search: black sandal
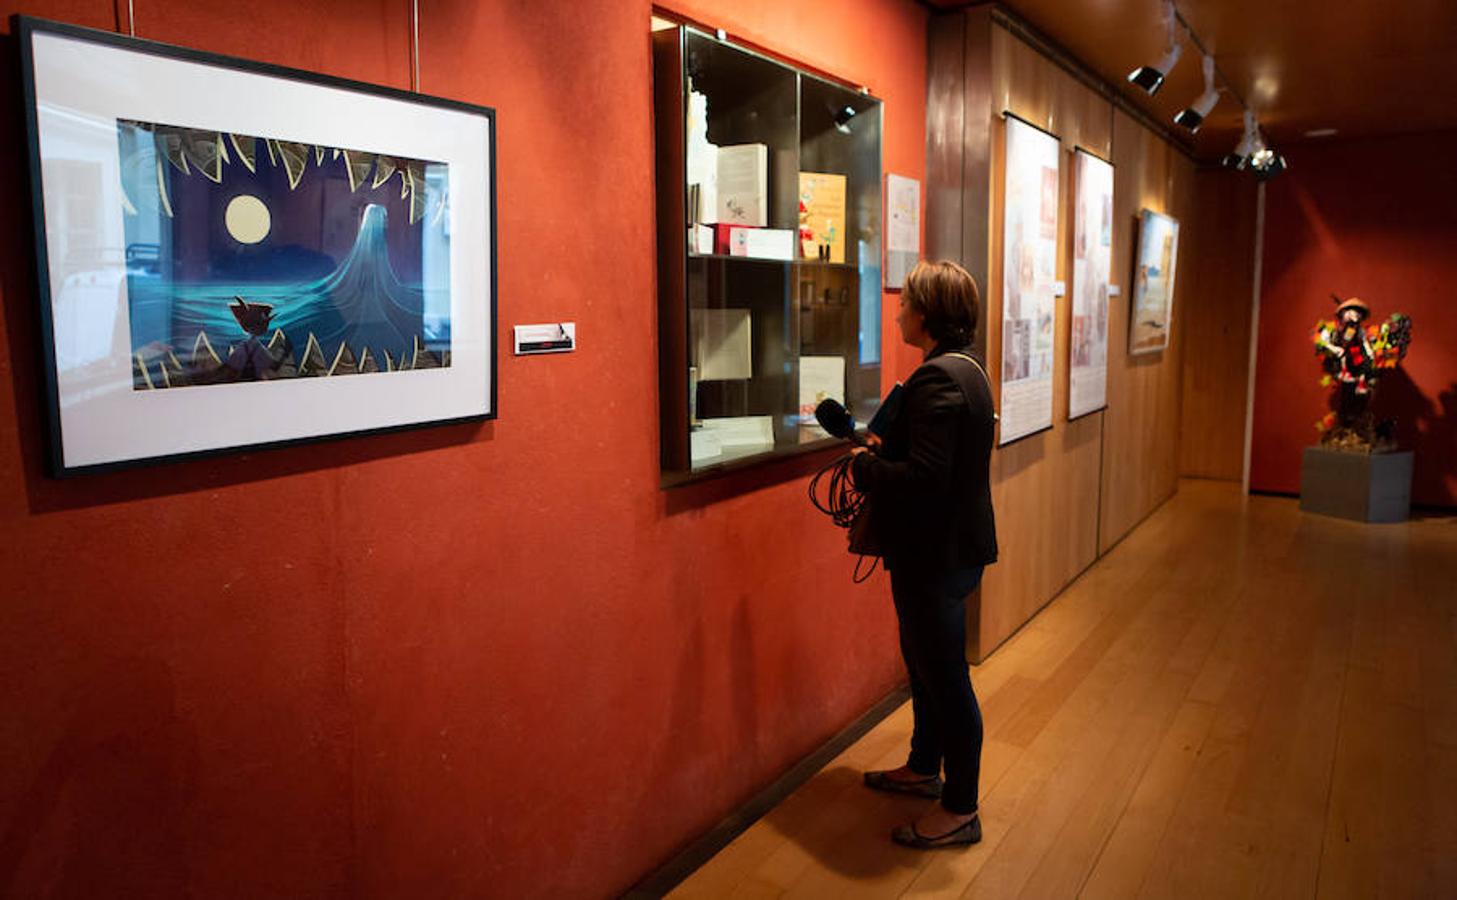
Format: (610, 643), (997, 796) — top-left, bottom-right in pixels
(891, 814), (981, 849)
(862, 769), (943, 799)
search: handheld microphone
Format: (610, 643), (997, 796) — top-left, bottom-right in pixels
(809, 398), (878, 583)
(815, 398), (864, 446)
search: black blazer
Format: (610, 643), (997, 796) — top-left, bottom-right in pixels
(851, 343), (998, 572)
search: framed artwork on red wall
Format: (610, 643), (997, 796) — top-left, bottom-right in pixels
(17, 16), (497, 476)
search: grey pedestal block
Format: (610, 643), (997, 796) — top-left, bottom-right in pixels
(1299, 446), (1414, 523)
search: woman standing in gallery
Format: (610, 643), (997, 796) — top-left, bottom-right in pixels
(851, 259), (998, 849)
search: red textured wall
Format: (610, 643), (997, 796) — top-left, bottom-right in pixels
(1250, 132), (1457, 508)
(0, 1), (927, 896)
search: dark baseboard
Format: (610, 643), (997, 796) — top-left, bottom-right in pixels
(1251, 486), (1456, 515)
(621, 685), (911, 899)
(1249, 488), (1298, 499)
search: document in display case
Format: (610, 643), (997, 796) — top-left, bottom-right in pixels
(798, 172), (847, 263)
(693, 308), (753, 381)
(716, 144), (769, 227)
(798, 355), (846, 426)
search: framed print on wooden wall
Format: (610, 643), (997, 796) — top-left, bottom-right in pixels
(1129, 208), (1179, 356)
(1068, 148), (1113, 419)
(998, 113), (1060, 445)
(18, 16), (497, 475)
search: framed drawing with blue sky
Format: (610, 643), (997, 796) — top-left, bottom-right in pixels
(18, 16), (496, 475)
(1130, 209), (1179, 356)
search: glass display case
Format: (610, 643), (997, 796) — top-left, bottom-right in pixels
(652, 25), (883, 481)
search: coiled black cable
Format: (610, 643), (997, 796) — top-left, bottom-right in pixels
(808, 452), (879, 582)
(808, 452), (863, 526)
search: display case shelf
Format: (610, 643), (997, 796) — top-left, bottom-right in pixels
(686, 254), (861, 271)
(653, 25), (883, 481)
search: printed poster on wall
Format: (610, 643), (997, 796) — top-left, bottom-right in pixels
(885, 173), (920, 289)
(1069, 149), (1113, 419)
(999, 115), (1060, 445)
(1130, 209), (1180, 355)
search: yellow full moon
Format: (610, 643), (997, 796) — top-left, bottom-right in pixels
(225, 194), (271, 244)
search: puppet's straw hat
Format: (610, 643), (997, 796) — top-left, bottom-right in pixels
(1335, 296), (1370, 318)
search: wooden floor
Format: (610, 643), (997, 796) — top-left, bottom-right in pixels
(671, 480), (1457, 898)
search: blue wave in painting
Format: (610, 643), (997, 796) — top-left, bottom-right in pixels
(129, 204), (444, 359)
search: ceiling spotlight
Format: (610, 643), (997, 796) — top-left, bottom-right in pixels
(1174, 54), (1220, 131)
(832, 104), (858, 135)
(1127, 44), (1182, 94)
(1254, 154), (1288, 180)
(1127, 0), (1183, 95)
(1222, 110), (1286, 179)
(1250, 147), (1288, 180)
(1223, 109), (1263, 170)
(1253, 154), (1287, 178)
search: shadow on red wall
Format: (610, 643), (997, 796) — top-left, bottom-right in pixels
(1250, 131), (1457, 508)
(0, 658), (199, 897)
(1380, 368), (1457, 480)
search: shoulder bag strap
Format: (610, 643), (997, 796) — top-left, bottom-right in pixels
(931, 351), (999, 422)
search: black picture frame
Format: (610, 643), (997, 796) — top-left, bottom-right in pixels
(16, 15), (498, 477)
(996, 109), (1062, 448)
(1129, 207), (1180, 357)
(1066, 145), (1114, 423)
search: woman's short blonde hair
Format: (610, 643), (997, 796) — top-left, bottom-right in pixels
(904, 260), (980, 346)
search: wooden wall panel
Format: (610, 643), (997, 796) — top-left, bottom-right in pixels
(1179, 170), (1259, 482)
(1098, 109), (1195, 554)
(925, 6), (993, 355)
(926, 12), (969, 267)
(928, 13), (1249, 660)
(976, 25), (1110, 658)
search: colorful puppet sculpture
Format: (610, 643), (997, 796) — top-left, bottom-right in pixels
(1312, 295), (1412, 451)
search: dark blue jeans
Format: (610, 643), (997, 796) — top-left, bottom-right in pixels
(890, 564), (984, 815)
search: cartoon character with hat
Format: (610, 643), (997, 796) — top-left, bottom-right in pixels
(223, 296), (283, 381)
(1312, 294), (1412, 447)
(1319, 296), (1375, 395)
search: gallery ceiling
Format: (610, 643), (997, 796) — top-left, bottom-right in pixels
(925, 0), (1457, 159)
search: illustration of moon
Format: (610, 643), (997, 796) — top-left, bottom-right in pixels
(225, 194), (271, 244)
